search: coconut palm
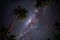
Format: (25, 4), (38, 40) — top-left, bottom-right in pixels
(34, 0), (56, 8)
(3, 5), (27, 39)
(8, 5), (27, 33)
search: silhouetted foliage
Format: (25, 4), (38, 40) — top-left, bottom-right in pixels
(54, 22), (60, 31)
(6, 35), (16, 40)
(53, 22), (60, 40)
(13, 5), (27, 20)
(0, 26), (16, 40)
(47, 22), (60, 40)
(0, 26), (8, 40)
(53, 34), (60, 40)
(47, 38), (50, 40)
(34, 0), (57, 8)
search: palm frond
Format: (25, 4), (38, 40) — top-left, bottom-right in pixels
(34, 0), (50, 8)
(13, 5), (27, 20)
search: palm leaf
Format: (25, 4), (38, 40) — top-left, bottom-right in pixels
(34, 0), (50, 8)
(13, 6), (27, 20)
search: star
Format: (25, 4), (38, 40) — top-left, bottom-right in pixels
(35, 9), (38, 13)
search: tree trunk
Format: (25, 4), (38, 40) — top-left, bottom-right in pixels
(3, 14), (19, 40)
(8, 15), (19, 33)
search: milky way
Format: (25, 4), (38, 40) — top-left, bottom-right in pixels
(19, 9), (39, 40)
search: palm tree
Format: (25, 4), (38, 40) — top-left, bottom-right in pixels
(34, 0), (56, 8)
(3, 5), (27, 39)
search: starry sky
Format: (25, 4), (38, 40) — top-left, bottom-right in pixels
(0, 0), (60, 40)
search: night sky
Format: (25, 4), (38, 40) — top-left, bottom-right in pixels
(0, 0), (60, 40)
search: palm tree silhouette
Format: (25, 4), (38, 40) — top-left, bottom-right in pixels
(3, 5), (28, 39)
(34, 0), (56, 8)
(8, 5), (27, 33)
